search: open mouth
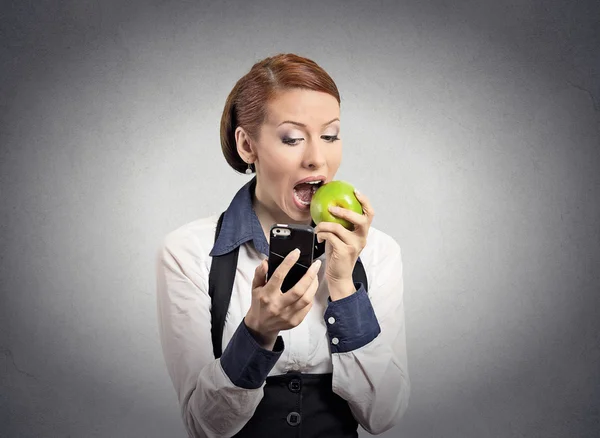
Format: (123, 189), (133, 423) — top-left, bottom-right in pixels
(293, 179), (324, 207)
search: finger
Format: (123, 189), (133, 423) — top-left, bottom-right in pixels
(267, 248), (301, 291)
(316, 230), (348, 254)
(316, 222), (354, 246)
(252, 259), (268, 289)
(280, 259), (321, 306)
(327, 205), (368, 230)
(290, 273), (319, 313)
(353, 188), (375, 218)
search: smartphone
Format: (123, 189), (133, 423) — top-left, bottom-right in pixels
(267, 223), (315, 293)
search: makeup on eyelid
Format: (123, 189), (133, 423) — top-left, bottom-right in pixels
(279, 129), (340, 141)
(281, 135), (340, 146)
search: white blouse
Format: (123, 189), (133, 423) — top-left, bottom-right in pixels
(156, 214), (410, 437)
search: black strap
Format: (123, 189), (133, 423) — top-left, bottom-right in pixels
(209, 211), (368, 359)
(352, 256), (368, 292)
(208, 212), (239, 359)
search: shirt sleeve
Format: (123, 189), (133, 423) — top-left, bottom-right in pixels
(220, 319), (284, 389)
(323, 285), (381, 353)
(327, 239), (411, 435)
(155, 234), (281, 438)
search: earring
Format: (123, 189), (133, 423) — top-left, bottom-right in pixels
(245, 162), (253, 174)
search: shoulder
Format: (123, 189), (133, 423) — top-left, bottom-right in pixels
(159, 214), (220, 266)
(361, 224), (403, 269)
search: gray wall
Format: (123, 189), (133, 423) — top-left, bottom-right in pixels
(2, 1), (599, 437)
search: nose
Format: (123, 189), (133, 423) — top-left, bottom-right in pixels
(302, 139), (326, 170)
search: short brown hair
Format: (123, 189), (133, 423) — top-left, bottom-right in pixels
(220, 53), (341, 174)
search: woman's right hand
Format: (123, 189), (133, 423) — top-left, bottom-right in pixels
(244, 249), (322, 350)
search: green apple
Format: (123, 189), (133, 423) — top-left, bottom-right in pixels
(310, 180), (363, 230)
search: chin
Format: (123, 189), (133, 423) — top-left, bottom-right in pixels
(288, 210), (309, 222)
(285, 204), (311, 223)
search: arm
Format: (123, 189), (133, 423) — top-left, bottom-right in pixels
(325, 241), (410, 435)
(156, 235), (282, 438)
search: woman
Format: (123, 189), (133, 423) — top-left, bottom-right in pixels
(156, 53), (410, 437)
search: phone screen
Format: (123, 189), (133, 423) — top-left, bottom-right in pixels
(267, 224), (315, 292)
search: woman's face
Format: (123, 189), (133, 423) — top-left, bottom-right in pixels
(252, 88), (342, 224)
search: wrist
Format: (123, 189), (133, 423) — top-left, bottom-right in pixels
(243, 316), (278, 350)
(327, 278), (356, 301)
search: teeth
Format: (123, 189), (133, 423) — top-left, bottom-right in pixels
(305, 180), (322, 185)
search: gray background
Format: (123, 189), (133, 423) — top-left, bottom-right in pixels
(2, 0), (599, 437)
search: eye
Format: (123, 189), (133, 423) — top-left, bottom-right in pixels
(321, 135), (340, 143)
(282, 137), (303, 146)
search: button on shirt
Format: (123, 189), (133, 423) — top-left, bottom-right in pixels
(155, 177), (410, 438)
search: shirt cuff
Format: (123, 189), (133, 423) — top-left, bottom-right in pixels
(324, 283), (381, 354)
(219, 319), (284, 389)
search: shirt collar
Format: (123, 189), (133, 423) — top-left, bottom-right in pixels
(209, 177), (268, 257)
(209, 176), (325, 258)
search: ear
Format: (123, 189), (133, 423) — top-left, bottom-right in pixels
(235, 127), (255, 164)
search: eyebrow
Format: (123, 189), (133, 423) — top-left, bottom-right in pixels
(278, 118), (340, 128)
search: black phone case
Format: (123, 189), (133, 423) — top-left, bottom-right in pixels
(267, 224), (315, 293)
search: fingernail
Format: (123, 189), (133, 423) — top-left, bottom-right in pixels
(311, 260), (322, 271)
(328, 206), (339, 213)
(293, 248), (301, 254)
(354, 188), (360, 195)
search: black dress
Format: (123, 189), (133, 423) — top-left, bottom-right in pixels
(233, 371), (358, 438)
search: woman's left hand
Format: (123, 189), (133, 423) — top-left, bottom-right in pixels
(314, 189), (375, 300)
